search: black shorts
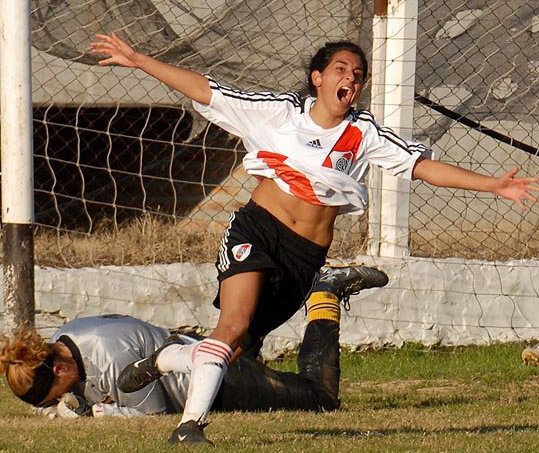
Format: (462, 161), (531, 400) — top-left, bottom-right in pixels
(214, 200), (328, 348)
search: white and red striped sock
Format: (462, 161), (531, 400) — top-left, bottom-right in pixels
(155, 341), (200, 374)
(179, 338), (233, 424)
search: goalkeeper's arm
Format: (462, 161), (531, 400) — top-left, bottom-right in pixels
(91, 402), (146, 417)
(35, 393), (148, 418)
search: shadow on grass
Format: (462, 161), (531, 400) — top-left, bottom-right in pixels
(297, 423), (539, 438)
(357, 392), (537, 411)
(367, 394), (480, 410)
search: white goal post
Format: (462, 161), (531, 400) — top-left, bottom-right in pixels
(368, 0), (418, 258)
(0, 0), (35, 332)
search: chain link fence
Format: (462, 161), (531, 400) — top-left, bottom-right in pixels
(7, 0), (539, 266)
(411, 0), (539, 259)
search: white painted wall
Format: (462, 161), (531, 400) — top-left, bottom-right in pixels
(1, 256), (538, 359)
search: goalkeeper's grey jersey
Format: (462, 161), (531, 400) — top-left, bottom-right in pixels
(51, 315), (194, 414)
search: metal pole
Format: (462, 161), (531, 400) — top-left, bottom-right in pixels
(1, 0), (35, 332)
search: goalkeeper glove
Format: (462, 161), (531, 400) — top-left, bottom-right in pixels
(56, 393), (93, 418)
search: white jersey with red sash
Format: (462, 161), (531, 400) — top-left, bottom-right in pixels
(193, 77), (432, 214)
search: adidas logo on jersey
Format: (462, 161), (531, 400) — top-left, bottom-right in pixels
(306, 138), (322, 149)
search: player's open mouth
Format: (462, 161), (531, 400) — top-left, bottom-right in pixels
(337, 86), (354, 105)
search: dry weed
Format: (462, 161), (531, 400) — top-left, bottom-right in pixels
(1, 211), (536, 268)
(31, 215), (224, 267)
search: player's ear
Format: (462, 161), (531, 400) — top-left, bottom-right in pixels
(311, 70), (322, 89)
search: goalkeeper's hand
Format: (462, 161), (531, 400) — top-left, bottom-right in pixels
(56, 393), (93, 418)
(32, 404), (59, 419)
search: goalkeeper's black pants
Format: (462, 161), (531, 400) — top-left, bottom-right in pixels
(212, 319), (340, 412)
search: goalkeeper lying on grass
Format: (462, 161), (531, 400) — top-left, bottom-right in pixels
(0, 264), (387, 418)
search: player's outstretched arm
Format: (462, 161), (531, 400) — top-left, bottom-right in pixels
(90, 32), (212, 105)
(413, 158), (539, 211)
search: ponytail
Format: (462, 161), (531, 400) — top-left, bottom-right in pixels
(0, 329), (55, 405)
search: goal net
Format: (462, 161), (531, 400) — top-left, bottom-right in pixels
(2, 0), (538, 349)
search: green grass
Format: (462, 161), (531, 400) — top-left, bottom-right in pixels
(2, 342), (539, 452)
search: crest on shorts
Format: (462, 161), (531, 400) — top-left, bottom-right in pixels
(232, 243), (252, 261)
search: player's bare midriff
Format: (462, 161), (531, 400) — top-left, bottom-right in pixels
(251, 178), (339, 247)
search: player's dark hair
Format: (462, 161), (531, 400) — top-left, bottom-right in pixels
(307, 41), (368, 97)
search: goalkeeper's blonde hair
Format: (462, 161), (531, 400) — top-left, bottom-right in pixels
(0, 328), (52, 397)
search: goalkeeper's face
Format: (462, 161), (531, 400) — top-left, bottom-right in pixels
(37, 360), (80, 408)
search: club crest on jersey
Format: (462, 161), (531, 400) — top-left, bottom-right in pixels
(326, 150), (353, 173)
(232, 243), (252, 261)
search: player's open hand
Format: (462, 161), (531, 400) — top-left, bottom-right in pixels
(493, 168), (539, 211)
(90, 32), (138, 68)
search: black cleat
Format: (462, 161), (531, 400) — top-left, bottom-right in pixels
(117, 339), (184, 393)
(316, 264), (389, 308)
(117, 354), (162, 394)
(168, 420), (213, 446)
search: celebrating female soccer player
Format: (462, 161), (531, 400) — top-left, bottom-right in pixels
(90, 32), (538, 445)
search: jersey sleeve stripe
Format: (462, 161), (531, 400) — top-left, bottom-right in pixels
(354, 110), (416, 155)
(206, 76), (302, 107)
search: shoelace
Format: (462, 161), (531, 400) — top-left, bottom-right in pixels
(341, 293), (352, 312)
(302, 270), (364, 313)
(340, 289), (361, 312)
(339, 280), (364, 312)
